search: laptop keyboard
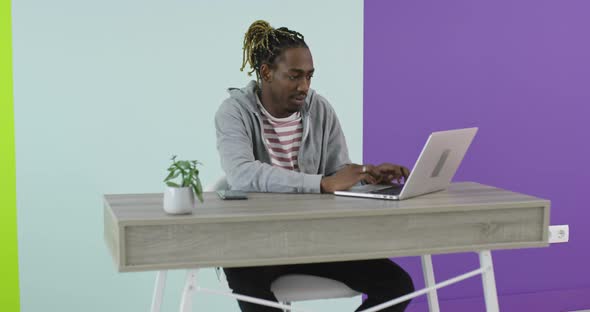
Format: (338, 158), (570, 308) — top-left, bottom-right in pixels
(370, 185), (404, 195)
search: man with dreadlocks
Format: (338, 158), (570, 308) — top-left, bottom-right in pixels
(215, 20), (414, 311)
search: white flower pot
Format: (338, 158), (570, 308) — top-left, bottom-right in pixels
(163, 186), (195, 214)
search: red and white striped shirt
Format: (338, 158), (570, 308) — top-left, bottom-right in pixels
(257, 96), (303, 171)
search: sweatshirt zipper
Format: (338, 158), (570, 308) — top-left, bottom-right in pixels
(297, 113), (310, 171)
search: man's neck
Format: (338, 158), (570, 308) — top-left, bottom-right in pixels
(258, 86), (290, 118)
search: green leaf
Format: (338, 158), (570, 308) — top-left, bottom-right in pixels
(166, 181), (180, 187)
(163, 170), (180, 182)
(193, 184), (204, 203)
(191, 174), (200, 183)
(178, 161), (190, 170)
(173, 164), (187, 183)
(183, 171), (192, 187)
(196, 178), (203, 194)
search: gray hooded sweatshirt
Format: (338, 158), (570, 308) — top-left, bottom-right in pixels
(215, 81), (351, 193)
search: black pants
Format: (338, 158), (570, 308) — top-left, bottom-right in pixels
(224, 259), (414, 312)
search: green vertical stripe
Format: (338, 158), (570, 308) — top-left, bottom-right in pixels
(0, 0), (20, 311)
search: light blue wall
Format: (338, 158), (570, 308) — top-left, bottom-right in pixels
(13, 0), (363, 311)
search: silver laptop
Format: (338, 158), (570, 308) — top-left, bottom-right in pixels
(334, 127), (478, 200)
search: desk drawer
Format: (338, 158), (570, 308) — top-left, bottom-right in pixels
(116, 206), (546, 271)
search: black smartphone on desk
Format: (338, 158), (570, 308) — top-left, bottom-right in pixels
(217, 190), (248, 200)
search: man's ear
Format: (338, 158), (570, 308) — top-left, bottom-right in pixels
(259, 63), (273, 82)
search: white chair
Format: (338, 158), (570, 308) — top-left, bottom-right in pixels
(199, 176), (361, 310)
(271, 274), (360, 308)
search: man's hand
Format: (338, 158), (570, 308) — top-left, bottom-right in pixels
(320, 164), (380, 193)
(374, 163), (410, 184)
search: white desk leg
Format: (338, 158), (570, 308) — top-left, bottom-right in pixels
(180, 269), (199, 312)
(421, 254), (440, 312)
(479, 250), (499, 312)
(151, 270), (167, 312)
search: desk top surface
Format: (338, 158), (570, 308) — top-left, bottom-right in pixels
(104, 182), (548, 225)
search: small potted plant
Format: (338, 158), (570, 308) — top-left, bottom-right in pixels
(162, 155), (204, 214)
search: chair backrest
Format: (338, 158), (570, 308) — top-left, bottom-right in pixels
(204, 176), (228, 192)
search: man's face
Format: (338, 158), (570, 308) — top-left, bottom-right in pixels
(264, 47), (314, 117)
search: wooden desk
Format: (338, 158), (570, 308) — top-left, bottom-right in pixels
(104, 182), (550, 311)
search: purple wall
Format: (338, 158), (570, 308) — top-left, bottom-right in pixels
(364, 1), (590, 311)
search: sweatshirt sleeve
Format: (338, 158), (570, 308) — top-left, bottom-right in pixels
(215, 100), (323, 193)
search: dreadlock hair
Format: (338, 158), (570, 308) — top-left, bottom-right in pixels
(240, 20), (308, 84)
